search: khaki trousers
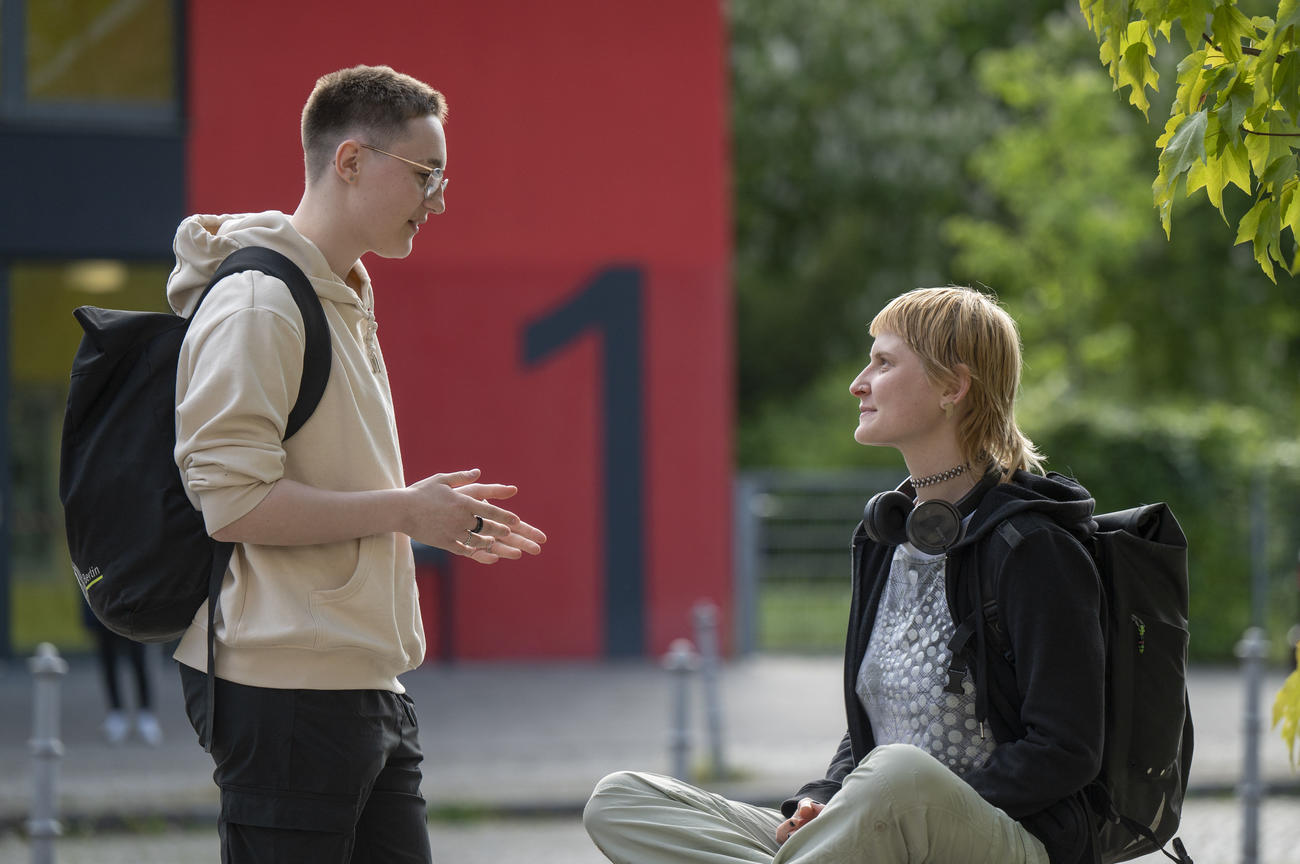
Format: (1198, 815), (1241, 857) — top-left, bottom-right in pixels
(584, 743), (1050, 864)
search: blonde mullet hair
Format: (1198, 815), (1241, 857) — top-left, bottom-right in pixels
(868, 286), (1045, 478)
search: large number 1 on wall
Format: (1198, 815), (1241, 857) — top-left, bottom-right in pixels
(522, 267), (645, 657)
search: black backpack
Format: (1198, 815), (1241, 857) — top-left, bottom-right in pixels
(59, 246), (331, 748)
(957, 503), (1194, 864)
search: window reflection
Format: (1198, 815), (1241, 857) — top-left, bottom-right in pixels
(7, 259), (171, 651)
(26, 0), (174, 106)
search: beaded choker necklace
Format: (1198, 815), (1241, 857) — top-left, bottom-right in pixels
(909, 463), (967, 488)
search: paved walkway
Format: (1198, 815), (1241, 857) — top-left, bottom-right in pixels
(0, 651), (1297, 863)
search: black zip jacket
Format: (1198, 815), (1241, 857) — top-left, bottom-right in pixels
(784, 471), (1105, 864)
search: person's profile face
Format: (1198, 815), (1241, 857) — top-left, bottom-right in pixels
(849, 331), (945, 450)
(357, 114), (448, 260)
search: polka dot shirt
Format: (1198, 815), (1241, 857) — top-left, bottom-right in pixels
(856, 542), (995, 775)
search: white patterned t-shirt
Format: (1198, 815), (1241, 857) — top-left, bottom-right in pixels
(856, 542), (995, 775)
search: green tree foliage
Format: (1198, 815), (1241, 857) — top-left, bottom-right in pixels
(729, 0), (1300, 661)
(730, 0), (1062, 450)
(945, 14), (1156, 399)
(1079, 0), (1300, 280)
(943, 7), (1300, 661)
(945, 9), (1300, 412)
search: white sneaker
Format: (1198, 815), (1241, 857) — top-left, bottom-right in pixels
(135, 711), (163, 747)
(101, 710), (129, 745)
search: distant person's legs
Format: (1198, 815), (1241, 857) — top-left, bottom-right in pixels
(122, 638), (163, 745)
(92, 626), (129, 744)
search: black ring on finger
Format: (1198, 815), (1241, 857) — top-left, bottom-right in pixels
(469, 515), (484, 534)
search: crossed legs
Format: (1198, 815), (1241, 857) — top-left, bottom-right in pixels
(584, 744), (1049, 864)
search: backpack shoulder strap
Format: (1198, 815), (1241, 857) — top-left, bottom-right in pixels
(980, 519), (1023, 659)
(199, 246), (332, 440)
(191, 247), (331, 751)
(976, 519), (1029, 735)
(945, 515), (1030, 736)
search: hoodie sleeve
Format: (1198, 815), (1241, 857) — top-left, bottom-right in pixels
(174, 271), (307, 533)
(782, 730), (854, 816)
(961, 522), (1105, 816)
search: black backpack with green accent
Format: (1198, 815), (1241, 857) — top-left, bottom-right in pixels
(59, 246), (331, 749)
(955, 503), (1194, 864)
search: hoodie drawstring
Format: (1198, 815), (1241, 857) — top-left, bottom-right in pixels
(362, 307), (381, 374)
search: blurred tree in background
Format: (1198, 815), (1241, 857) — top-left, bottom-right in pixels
(730, 0), (1300, 660)
(731, 0), (1061, 460)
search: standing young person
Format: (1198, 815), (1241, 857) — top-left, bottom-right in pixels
(169, 64), (547, 863)
(584, 286), (1104, 864)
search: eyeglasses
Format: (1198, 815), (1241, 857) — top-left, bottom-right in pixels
(358, 143), (448, 199)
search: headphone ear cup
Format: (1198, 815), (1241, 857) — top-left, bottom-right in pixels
(864, 490), (913, 546)
(906, 499), (964, 555)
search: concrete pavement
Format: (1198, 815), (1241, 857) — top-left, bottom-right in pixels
(4, 799), (1300, 864)
(1, 650), (1297, 863)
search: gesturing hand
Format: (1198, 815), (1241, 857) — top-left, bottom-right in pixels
(405, 469), (547, 564)
(776, 798), (824, 845)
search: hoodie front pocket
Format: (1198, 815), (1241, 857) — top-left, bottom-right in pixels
(308, 535), (398, 654)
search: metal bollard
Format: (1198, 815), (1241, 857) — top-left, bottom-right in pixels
(692, 601), (728, 779)
(28, 642), (68, 864)
(663, 638), (699, 781)
(1235, 626), (1267, 864)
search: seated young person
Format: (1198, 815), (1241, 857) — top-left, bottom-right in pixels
(583, 286), (1104, 864)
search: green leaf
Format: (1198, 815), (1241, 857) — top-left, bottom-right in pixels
(1275, 51), (1300, 122)
(1278, 0), (1300, 33)
(1234, 195), (1267, 245)
(1214, 74), (1255, 146)
(1212, 4), (1256, 64)
(1188, 131), (1252, 220)
(1153, 169), (1183, 239)
(1157, 110), (1188, 150)
(1254, 29), (1287, 106)
(1087, 0), (1128, 86)
(1177, 0), (1219, 51)
(1159, 109), (1209, 181)
(1273, 649), (1300, 769)
(1187, 61), (1232, 119)
(1177, 47), (1208, 78)
(1281, 184), (1300, 266)
(1119, 23), (1161, 116)
(1245, 115), (1297, 180)
(1236, 195), (1282, 282)
(1176, 48), (1209, 115)
(1224, 139), (1254, 194)
(1188, 112), (1225, 193)
(1284, 179), (1300, 235)
(1260, 152), (1299, 188)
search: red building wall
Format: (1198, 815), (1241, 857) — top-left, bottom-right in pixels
(186, 1), (732, 659)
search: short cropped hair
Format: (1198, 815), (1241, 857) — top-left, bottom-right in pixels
(869, 286), (1045, 477)
(301, 64), (448, 182)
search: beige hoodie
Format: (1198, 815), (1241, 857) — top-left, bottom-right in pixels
(169, 211), (425, 691)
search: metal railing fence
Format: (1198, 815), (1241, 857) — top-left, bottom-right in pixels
(733, 468), (897, 654)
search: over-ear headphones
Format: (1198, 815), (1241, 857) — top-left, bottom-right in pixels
(863, 468), (1000, 555)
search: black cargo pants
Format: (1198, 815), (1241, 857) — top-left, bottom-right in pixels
(181, 665), (433, 864)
